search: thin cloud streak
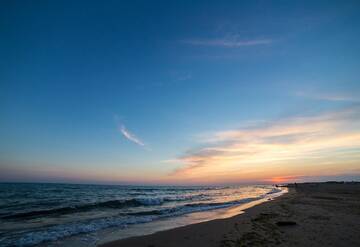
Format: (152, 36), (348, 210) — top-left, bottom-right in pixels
(183, 37), (272, 48)
(296, 91), (360, 102)
(119, 124), (145, 147)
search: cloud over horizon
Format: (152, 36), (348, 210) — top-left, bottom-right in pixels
(170, 106), (360, 182)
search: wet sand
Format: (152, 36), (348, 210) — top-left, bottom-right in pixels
(100, 183), (360, 247)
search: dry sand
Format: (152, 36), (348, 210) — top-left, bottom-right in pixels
(100, 183), (360, 247)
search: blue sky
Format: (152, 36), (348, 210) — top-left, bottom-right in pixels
(1, 0), (360, 184)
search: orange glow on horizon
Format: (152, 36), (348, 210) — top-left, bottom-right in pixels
(268, 176), (302, 184)
(165, 107), (360, 184)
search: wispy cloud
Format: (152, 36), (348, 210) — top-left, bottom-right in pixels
(136, 71), (192, 91)
(119, 124), (145, 147)
(296, 91), (360, 102)
(170, 106), (360, 182)
(183, 36), (272, 48)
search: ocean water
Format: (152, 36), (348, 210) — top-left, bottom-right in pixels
(0, 183), (285, 246)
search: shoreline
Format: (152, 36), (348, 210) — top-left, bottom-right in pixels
(100, 183), (360, 247)
(99, 188), (291, 247)
(95, 188), (286, 246)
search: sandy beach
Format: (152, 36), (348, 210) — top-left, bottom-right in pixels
(101, 183), (360, 247)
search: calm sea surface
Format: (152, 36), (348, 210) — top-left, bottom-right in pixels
(0, 183), (285, 246)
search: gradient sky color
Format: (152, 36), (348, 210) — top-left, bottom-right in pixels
(1, 0), (360, 185)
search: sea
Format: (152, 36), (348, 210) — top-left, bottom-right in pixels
(0, 183), (286, 246)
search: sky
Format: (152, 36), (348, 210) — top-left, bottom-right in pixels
(1, 0), (360, 185)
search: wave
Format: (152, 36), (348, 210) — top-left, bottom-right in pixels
(0, 199), (252, 246)
(2, 198), (160, 220)
(128, 197), (260, 217)
(2, 194), (208, 220)
(265, 188), (282, 195)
